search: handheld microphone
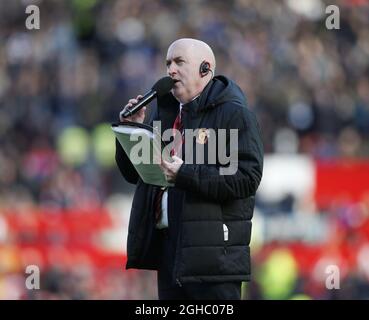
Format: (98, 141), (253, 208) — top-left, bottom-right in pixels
(121, 76), (175, 118)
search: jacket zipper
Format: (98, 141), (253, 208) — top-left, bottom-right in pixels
(174, 229), (183, 287)
(173, 195), (185, 288)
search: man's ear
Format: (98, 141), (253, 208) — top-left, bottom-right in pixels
(199, 61), (211, 77)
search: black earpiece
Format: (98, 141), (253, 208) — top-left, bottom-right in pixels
(199, 61), (211, 77)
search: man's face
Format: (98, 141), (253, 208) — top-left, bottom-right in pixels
(166, 43), (201, 104)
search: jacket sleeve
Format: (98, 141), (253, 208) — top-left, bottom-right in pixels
(115, 138), (139, 185)
(174, 107), (263, 202)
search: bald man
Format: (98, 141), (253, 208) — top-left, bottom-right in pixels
(166, 38), (216, 104)
(120, 38), (216, 120)
(116, 38), (263, 300)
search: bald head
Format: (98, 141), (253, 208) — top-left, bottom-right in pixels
(168, 38), (216, 72)
(166, 38), (216, 104)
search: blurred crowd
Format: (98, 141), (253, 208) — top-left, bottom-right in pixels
(1, 0), (369, 299)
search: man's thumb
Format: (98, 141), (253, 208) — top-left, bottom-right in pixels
(172, 155), (181, 162)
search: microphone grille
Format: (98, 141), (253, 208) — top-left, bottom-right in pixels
(152, 76), (175, 97)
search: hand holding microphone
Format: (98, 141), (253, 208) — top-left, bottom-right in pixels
(119, 76), (175, 123)
(120, 95), (146, 123)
